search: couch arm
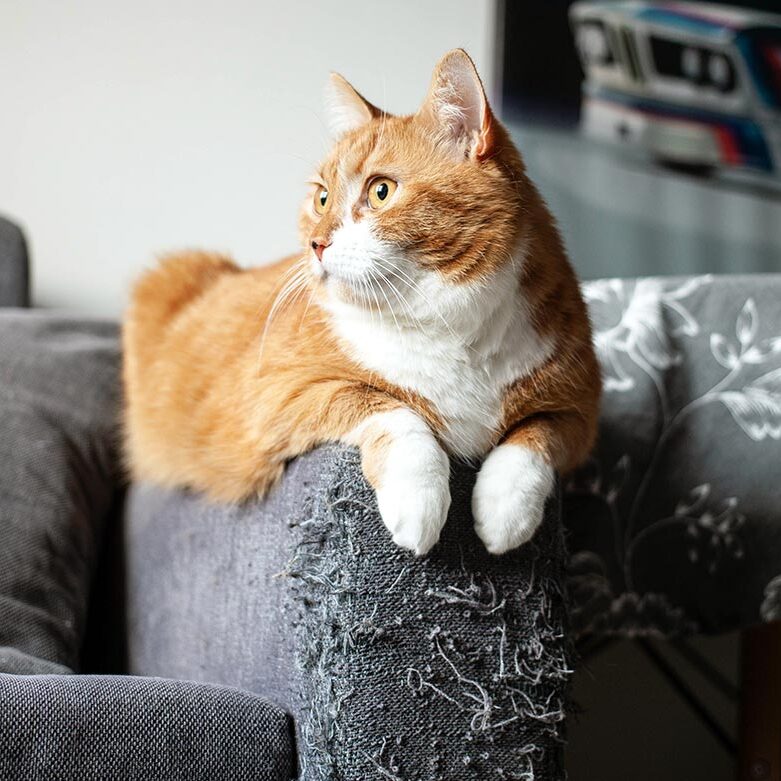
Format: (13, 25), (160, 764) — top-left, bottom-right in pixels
(126, 445), (571, 781)
(0, 215), (30, 307)
(0, 674), (294, 781)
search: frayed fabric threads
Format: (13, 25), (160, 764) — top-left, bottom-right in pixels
(285, 447), (572, 781)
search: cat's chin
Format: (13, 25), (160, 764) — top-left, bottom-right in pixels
(321, 272), (374, 310)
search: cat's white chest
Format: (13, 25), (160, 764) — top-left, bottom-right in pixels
(373, 331), (518, 457)
(326, 283), (553, 459)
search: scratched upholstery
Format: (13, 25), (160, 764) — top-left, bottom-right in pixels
(126, 450), (570, 781)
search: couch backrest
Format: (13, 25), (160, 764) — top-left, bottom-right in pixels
(0, 215), (30, 307)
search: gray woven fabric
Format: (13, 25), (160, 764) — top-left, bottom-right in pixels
(126, 446), (570, 781)
(0, 647), (72, 676)
(0, 215), (30, 307)
(0, 311), (120, 673)
(0, 673), (295, 781)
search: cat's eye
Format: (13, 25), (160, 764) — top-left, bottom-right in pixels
(313, 186), (328, 215)
(367, 177), (398, 210)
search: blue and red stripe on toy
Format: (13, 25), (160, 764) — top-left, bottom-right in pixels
(635, 6), (739, 36)
(735, 31), (781, 111)
(628, 8), (781, 111)
(590, 87), (774, 172)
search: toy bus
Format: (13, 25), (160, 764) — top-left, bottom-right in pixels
(569, 1), (781, 180)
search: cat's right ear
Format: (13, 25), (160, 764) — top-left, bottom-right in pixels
(419, 49), (496, 162)
(323, 73), (382, 138)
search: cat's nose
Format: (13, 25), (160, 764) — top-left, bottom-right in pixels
(310, 239), (331, 262)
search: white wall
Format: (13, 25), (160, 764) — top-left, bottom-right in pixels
(0, 1), (497, 315)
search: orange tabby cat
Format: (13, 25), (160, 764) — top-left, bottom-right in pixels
(123, 49), (601, 556)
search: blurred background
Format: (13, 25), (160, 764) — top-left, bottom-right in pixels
(3, 1), (780, 318)
(502, 1), (781, 283)
(4, 1), (779, 778)
(0, 1), (497, 314)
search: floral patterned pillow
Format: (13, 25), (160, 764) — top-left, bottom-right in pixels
(565, 275), (781, 638)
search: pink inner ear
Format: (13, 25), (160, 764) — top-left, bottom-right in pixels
(443, 63), (484, 134)
(431, 51), (495, 160)
(324, 73), (384, 138)
(475, 107), (496, 161)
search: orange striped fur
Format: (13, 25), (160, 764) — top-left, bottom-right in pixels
(123, 50), (601, 555)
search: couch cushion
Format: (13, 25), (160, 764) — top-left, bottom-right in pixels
(0, 674), (295, 781)
(0, 311), (120, 672)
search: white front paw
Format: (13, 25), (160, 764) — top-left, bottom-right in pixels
(376, 434), (450, 555)
(349, 408), (451, 555)
(472, 444), (555, 555)
(376, 469), (450, 556)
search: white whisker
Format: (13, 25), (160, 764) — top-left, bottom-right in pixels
(258, 259), (310, 368)
(368, 267), (402, 339)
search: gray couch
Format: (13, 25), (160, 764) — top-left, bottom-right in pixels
(0, 214), (569, 780)
(3, 213), (780, 779)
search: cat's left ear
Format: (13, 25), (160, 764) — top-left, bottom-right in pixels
(419, 49), (496, 162)
(324, 73), (383, 138)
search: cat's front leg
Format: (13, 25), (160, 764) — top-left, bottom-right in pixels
(346, 408), (451, 555)
(472, 444), (555, 555)
(472, 417), (573, 555)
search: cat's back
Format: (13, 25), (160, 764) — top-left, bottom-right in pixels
(122, 251), (301, 486)
(123, 251), (303, 370)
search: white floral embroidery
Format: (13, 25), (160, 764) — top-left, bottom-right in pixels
(584, 276), (711, 411)
(567, 278), (781, 636)
(719, 368), (781, 441)
(676, 484), (746, 573)
(761, 575), (781, 622)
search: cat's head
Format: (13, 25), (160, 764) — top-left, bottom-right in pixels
(299, 49), (528, 324)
